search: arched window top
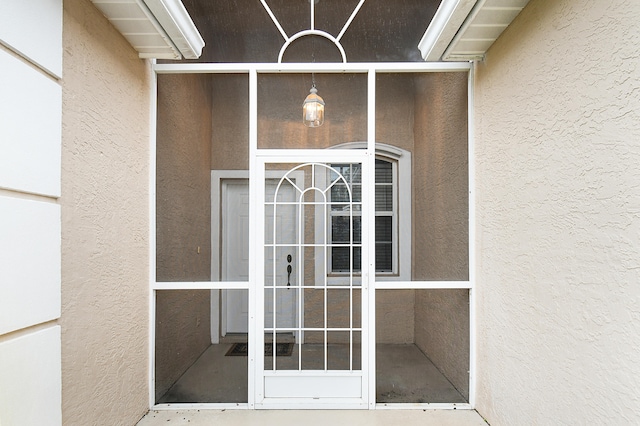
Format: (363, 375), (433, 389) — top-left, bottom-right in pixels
(330, 141), (407, 160)
(323, 141), (412, 281)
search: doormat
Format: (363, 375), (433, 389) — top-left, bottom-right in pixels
(225, 342), (294, 357)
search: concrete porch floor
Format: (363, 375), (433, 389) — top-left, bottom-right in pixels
(137, 409), (488, 425)
(142, 341), (485, 425)
(156, 343), (468, 404)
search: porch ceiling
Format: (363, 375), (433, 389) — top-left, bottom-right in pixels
(175, 0), (442, 63)
(419, 0), (531, 61)
(91, 0), (529, 63)
(90, 0), (204, 59)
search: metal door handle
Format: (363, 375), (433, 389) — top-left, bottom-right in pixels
(286, 254), (292, 287)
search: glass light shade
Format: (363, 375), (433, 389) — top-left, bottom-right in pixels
(302, 86), (325, 127)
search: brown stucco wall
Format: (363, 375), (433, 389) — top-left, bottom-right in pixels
(474, 0), (640, 423)
(156, 73), (212, 282)
(413, 72), (469, 281)
(373, 74), (418, 344)
(155, 73), (212, 400)
(211, 74), (249, 170)
(415, 289), (469, 400)
(376, 290), (415, 344)
(376, 73), (415, 153)
(155, 290), (211, 400)
(410, 72), (469, 399)
(60, 0), (151, 424)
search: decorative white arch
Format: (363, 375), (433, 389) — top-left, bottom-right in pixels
(259, 0), (367, 63)
(278, 29), (347, 63)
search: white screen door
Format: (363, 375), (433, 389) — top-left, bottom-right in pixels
(254, 158), (372, 408)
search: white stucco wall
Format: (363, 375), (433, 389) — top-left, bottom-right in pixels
(474, 0), (640, 424)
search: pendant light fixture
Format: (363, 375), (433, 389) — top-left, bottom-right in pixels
(302, 73), (324, 127)
(302, 79), (325, 127)
(304, 32), (324, 128)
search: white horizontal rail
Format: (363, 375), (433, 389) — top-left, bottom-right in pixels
(153, 281), (249, 290)
(375, 281), (471, 289)
(376, 402), (473, 410)
(266, 202), (363, 206)
(153, 62), (472, 74)
(264, 327), (363, 332)
(256, 150), (368, 162)
(263, 370), (363, 377)
(153, 281), (470, 290)
(263, 285), (361, 289)
(266, 244), (363, 248)
(151, 401), (471, 411)
(255, 398), (367, 409)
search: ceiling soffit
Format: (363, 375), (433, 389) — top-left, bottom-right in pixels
(90, 0), (530, 63)
(91, 0), (204, 59)
(419, 0), (531, 61)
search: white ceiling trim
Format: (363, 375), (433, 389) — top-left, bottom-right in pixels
(419, 0), (530, 62)
(91, 0), (204, 60)
(418, 0), (478, 62)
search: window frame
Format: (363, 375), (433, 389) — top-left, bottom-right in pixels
(315, 143), (412, 285)
(327, 158), (397, 275)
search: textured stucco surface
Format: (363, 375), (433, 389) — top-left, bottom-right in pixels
(155, 73), (212, 400)
(413, 72), (469, 281)
(414, 290), (469, 400)
(156, 73), (212, 283)
(376, 290), (415, 344)
(155, 290), (211, 401)
(60, 0), (151, 424)
(211, 75), (249, 170)
(411, 72), (470, 400)
(474, 0), (640, 424)
(376, 73), (416, 153)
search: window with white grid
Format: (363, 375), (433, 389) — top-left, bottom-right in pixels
(329, 158), (397, 274)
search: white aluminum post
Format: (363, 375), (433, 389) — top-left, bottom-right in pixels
(148, 59), (158, 410)
(248, 68), (259, 408)
(366, 68), (376, 409)
(467, 62), (477, 409)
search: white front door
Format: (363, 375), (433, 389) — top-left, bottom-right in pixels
(222, 179), (298, 335)
(254, 158), (371, 408)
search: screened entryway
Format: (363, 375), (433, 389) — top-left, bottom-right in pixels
(257, 160), (368, 405)
(152, 0), (473, 410)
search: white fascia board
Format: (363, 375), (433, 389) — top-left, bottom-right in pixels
(142, 0), (204, 59)
(442, 0), (530, 61)
(418, 0), (479, 62)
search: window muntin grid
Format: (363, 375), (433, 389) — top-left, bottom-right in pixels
(330, 158), (395, 273)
